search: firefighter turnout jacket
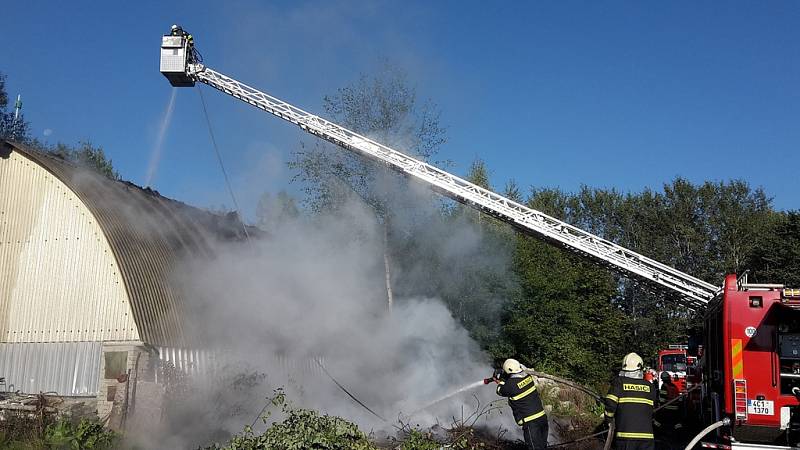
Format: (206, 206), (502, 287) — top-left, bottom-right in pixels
(604, 376), (658, 440)
(658, 380), (680, 411)
(496, 374), (547, 426)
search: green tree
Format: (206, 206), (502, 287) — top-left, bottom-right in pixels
(516, 179), (776, 370)
(50, 141), (119, 179)
(0, 71), (31, 142)
(290, 63), (446, 312)
(255, 190), (301, 232)
(0, 72), (7, 109)
(497, 188), (627, 387)
(747, 211), (800, 286)
(1, 72), (116, 178)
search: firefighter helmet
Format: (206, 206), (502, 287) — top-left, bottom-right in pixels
(502, 358), (523, 374)
(622, 352), (643, 371)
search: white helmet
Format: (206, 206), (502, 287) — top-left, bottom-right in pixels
(622, 353), (644, 371)
(502, 358), (524, 374)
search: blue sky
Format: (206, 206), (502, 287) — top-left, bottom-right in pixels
(2, 1), (798, 217)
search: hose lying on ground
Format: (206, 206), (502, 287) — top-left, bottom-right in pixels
(315, 358), (387, 422)
(547, 429), (609, 448)
(684, 418), (730, 450)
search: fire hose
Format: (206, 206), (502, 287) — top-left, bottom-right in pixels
(247, 358), (387, 429)
(483, 368), (602, 401)
(523, 369), (602, 402)
(315, 358), (387, 422)
(683, 418), (730, 450)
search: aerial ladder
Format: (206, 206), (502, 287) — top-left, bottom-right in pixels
(160, 27), (719, 310)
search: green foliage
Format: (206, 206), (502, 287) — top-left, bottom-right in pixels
(256, 191), (301, 232)
(467, 159), (491, 190)
(0, 71), (31, 142)
(489, 178), (781, 384)
(503, 234), (626, 387)
(47, 141), (119, 179)
(290, 62), (445, 215)
(43, 419), (117, 450)
(0, 416), (48, 446)
(0, 416), (115, 450)
(748, 211), (800, 286)
(398, 429), (440, 450)
(204, 390), (376, 450)
(1, 71), (115, 178)
(0, 72), (8, 109)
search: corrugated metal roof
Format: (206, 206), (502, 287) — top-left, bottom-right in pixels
(2, 141), (251, 348)
(0, 149), (139, 342)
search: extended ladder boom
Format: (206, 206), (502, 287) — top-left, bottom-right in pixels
(160, 31), (719, 309)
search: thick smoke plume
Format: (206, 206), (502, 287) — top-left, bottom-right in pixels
(143, 181), (520, 447)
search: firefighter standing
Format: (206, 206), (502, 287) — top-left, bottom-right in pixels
(494, 358), (548, 450)
(656, 371), (682, 431)
(604, 353), (658, 450)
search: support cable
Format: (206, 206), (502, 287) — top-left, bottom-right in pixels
(196, 86), (250, 240)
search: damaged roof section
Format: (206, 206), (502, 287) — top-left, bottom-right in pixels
(3, 140), (255, 348)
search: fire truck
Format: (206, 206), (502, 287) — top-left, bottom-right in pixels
(159, 27), (799, 448)
(658, 345), (690, 392)
(692, 274), (800, 447)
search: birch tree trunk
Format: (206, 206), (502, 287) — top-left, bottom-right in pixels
(383, 218), (394, 314)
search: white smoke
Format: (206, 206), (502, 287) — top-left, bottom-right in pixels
(143, 191), (520, 448)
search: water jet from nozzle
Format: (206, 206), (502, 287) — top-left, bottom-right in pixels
(145, 87), (177, 187)
(408, 380), (486, 415)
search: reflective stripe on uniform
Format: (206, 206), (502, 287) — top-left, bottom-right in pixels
(604, 411), (615, 418)
(605, 394), (618, 403)
(616, 432), (654, 439)
(516, 410), (546, 425)
(618, 397), (653, 406)
(511, 384), (537, 401)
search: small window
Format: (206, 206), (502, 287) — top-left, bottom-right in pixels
(749, 296), (763, 308)
(104, 351), (127, 379)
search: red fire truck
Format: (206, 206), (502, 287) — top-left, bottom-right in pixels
(658, 345), (690, 392)
(691, 274), (800, 447)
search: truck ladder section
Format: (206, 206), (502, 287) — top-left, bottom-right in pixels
(186, 64), (719, 309)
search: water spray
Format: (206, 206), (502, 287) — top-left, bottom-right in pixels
(145, 87), (177, 187)
(409, 380), (487, 415)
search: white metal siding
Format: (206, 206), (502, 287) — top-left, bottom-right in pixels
(0, 342), (102, 396)
(0, 152), (139, 342)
